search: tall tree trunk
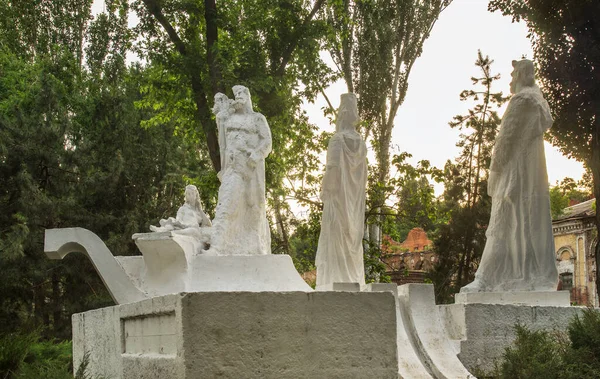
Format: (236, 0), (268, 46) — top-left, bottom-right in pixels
(369, 122), (393, 246)
(273, 196), (289, 254)
(204, 0), (224, 95)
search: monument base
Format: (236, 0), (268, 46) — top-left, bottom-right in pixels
(73, 291), (399, 379)
(315, 282), (361, 291)
(440, 301), (583, 373)
(454, 290), (570, 307)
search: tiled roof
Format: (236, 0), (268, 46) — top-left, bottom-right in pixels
(553, 199), (596, 222)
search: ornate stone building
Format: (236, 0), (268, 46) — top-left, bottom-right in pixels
(381, 228), (437, 285)
(552, 199), (597, 306)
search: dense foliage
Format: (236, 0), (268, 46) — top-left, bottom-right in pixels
(477, 308), (600, 379)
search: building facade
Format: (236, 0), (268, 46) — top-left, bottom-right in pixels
(552, 199), (597, 306)
(381, 228), (437, 285)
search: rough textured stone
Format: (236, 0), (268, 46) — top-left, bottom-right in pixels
(455, 290), (570, 306)
(73, 291), (398, 379)
(440, 302), (584, 373)
(398, 284), (475, 379)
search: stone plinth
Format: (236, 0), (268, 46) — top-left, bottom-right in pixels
(73, 291), (399, 379)
(440, 302), (584, 373)
(315, 282), (361, 292)
(455, 290), (570, 307)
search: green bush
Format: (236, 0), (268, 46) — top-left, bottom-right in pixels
(497, 325), (566, 379)
(0, 331), (39, 378)
(0, 331), (73, 379)
(489, 308), (600, 379)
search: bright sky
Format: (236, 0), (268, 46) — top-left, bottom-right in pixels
(304, 0), (586, 195)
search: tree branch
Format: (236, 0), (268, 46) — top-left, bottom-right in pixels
(274, 0), (326, 77)
(141, 0), (187, 57)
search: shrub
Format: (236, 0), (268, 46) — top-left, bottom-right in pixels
(492, 308), (600, 379)
(0, 331), (74, 379)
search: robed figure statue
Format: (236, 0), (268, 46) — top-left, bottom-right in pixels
(461, 59), (558, 293)
(316, 93), (368, 287)
(210, 86), (272, 255)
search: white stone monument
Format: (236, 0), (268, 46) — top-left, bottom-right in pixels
(150, 184), (212, 233)
(459, 59), (561, 302)
(316, 93), (368, 288)
(45, 86), (309, 298)
(43, 87), (485, 379)
(210, 85), (272, 255)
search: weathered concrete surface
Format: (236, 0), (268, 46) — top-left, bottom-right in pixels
(455, 290), (570, 307)
(73, 291), (398, 379)
(365, 283), (433, 378)
(440, 302), (584, 373)
(398, 284), (475, 379)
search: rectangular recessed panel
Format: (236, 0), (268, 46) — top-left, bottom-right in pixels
(122, 312), (176, 355)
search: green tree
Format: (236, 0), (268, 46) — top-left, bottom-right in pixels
(431, 52), (507, 302)
(550, 177), (593, 219)
(382, 152), (442, 243)
(0, 1), (207, 341)
(488, 0), (600, 307)
(323, 0), (452, 244)
(131, 0), (333, 251)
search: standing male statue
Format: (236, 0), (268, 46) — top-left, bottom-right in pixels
(461, 59), (558, 293)
(210, 85), (272, 255)
(316, 93), (368, 287)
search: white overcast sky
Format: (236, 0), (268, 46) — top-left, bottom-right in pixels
(92, 0), (586, 195)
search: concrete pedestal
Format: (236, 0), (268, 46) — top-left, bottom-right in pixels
(440, 302), (584, 373)
(73, 292), (399, 379)
(455, 290), (570, 307)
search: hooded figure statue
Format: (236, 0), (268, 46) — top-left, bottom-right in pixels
(461, 59), (558, 293)
(316, 93), (368, 287)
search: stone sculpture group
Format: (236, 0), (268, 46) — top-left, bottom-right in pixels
(142, 63), (560, 291)
(147, 85), (272, 256)
(42, 60), (569, 379)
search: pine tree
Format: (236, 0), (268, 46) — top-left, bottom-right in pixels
(431, 51), (507, 302)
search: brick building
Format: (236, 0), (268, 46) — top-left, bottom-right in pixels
(552, 199), (597, 306)
(381, 228), (437, 285)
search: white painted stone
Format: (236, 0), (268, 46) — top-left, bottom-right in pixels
(461, 59), (558, 293)
(363, 283), (434, 378)
(46, 228), (312, 302)
(455, 290), (570, 307)
(149, 185), (212, 235)
(440, 302), (584, 373)
(398, 284), (475, 379)
(210, 85), (272, 256)
(184, 255), (312, 292)
(45, 228), (148, 304)
(362, 282), (399, 296)
(316, 93), (368, 286)
(72, 306), (122, 379)
(316, 282), (361, 292)
(73, 292), (399, 379)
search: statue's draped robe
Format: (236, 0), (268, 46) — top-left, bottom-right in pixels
(316, 130), (367, 286)
(466, 87), (558, 292)
(212, 112), (272, 255)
